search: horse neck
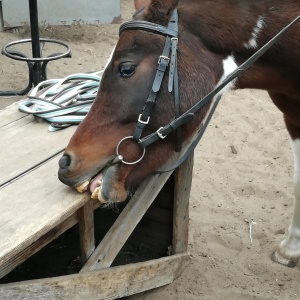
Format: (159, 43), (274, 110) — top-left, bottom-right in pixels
(178, 0), (298, 54)
(178, 0), (300, 91)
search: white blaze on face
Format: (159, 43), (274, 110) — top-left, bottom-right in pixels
(214, 55), (238, 98)
(243, 16), (265, 49)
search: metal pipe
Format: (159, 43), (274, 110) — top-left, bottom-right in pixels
(29, 0), (42, 85)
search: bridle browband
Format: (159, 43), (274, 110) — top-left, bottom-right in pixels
(117, 9), (300, 171)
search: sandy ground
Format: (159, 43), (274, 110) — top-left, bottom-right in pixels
(1, 1), (300, 299)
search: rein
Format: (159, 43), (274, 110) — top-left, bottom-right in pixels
(118, 10), (300, 171)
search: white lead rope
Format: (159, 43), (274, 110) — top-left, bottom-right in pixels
(18, 70), (104, 131)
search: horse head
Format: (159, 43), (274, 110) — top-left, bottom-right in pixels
(58, 0), (230, 203)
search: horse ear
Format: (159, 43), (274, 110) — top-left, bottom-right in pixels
(134, 0), (178, 23)
(134, 0), (151, 10)
(148, 0), (179, 16)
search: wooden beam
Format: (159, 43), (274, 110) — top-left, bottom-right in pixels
(0, 254), (191, 300)
(78, 200), (95, 264)
(173, 152), (194, 254)
(81, 171), (172, 272)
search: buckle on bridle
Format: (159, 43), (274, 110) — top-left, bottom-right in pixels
(157, 127), (167, 139)
(138, 114), (150, 125)
(158, 55), (170, 65)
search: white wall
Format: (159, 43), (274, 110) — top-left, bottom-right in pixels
(2, 0), (121, 29)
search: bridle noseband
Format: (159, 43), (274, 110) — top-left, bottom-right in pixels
(117, 10), (300, 171)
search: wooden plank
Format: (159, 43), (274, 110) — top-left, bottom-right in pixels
(0, 103), (27, 128)
(0, 157), (90, 278)
(0, 103), (77, 184)
(78, 200), (95, 264)
(0, 253), (191, 300)
(0, 212), (78, 279)
(81, 171), (173, 272)
(173, 152), (194, 254)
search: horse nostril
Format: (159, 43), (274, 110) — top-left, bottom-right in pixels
(59, 154), (71, 169)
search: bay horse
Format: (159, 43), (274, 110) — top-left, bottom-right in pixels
(58, 0), (300, 267)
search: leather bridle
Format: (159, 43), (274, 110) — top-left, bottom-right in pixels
(117, 9), (300, 171)
(117, 9), (183, 166)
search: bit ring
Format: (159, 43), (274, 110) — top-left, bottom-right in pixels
(116, 136), (146, 165)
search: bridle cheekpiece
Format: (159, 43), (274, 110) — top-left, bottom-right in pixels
(118, 9), (184, 166)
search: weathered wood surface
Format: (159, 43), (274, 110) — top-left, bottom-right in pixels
(81, 171), (173, 272)
(173, 152), (194, 254)
(0, 103), (87, 278)
(0, 103), (27, 127)
(0, 253), (191, 300)
(0, 103), (76, 185)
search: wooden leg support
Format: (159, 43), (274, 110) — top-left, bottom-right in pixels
(0, 254), (190, 300)
(173, 152), (194, 254)
(78, 199), (95, 264)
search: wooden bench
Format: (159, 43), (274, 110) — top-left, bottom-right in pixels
(0, 103), (192, 299)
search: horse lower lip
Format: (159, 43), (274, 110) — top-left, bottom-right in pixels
(98, 193), (107, 204)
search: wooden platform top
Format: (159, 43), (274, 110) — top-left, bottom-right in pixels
(0, 104), (75, 184)
(0, 103), (89, 278)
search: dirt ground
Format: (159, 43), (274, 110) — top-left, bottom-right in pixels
(1, 1), (300, 299)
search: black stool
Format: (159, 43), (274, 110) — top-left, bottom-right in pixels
(0, 0), (71, 96)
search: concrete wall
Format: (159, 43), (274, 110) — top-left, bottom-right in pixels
(2, 0), (120, 29)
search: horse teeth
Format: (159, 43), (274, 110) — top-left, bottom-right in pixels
(75, 180), (89, 193)
(97, 185), (107, 203)
(91, 182), (106, 203)
(91, 187), (100, 199)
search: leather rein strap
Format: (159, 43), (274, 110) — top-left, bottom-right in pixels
(119, 10), (300, 171)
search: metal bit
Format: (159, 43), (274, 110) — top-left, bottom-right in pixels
(111, 155), (123, 165)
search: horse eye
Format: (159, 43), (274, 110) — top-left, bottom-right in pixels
(119, 64), (136, 78)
